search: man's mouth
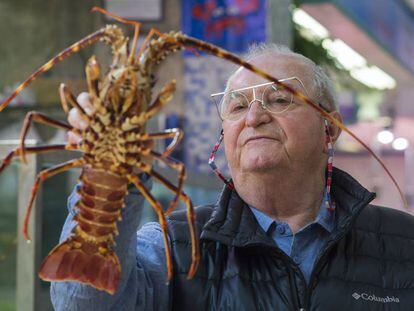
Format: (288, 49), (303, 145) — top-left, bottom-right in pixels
(245, 136), (278, 145)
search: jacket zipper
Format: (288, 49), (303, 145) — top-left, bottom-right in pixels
(303, 194), (375, 310)
(257, 245), (306, 310)
(302, 231), (345, 310)
(270, 248), (308, 310)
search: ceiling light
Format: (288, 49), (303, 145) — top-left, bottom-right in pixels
(293, 9), (329, 40)
(392, 137), (409, 151)
(350, 66), (397, 90)
(322, 39), (367, 70)
(350, 66), (396, 90)
(377, 130), (394, 144)
(295, 11), (397, 90)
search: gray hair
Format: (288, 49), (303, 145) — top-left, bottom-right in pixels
(226, 43), (337, 112)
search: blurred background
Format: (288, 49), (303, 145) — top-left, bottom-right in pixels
(0, 0), (413, 310)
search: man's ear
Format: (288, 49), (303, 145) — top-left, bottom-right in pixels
(327, 111), (343, 143)
(323, 111), (343, 154)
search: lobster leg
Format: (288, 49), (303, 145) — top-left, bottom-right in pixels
(127, 80), (176, 127)
(138, 128), (184, 157)
(59, 83), (91, 118)
(19, 111), (72, 163)
(149, 150), (186, 215)
(0, 144), (77, 174)
(125, 129), (184, 212)
(144, 80), (177, 122)
(136, 28), (165, 60)
(148, 169), (200, 279)
(23, 158), (84, 241)
(127, 174), (174, 281)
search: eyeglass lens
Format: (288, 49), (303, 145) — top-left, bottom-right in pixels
(218, 84), (293, 120)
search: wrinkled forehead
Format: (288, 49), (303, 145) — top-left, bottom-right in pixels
(229, 53), (316, 93)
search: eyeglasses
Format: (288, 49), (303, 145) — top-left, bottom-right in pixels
(211, 77), (310, 121)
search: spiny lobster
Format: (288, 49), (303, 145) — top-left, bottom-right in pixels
(0, 7), (407, 295)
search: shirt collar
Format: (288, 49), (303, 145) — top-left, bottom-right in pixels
(249, 190), (335, 234)
(314, 193), (335, 232)
(249, 206), (276, 233)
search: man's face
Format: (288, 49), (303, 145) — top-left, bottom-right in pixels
(222, 53), (328, 180)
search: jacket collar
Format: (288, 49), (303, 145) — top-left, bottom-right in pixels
(200, 167), (376, 247)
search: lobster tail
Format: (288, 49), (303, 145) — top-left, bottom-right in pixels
(39, 236), (120, 295)
(39, 166), (128, 294)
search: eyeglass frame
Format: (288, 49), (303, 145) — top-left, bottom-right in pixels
(211, 76), (325, 121)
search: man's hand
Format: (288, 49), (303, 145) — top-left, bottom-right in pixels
(67, 92), (94, 144)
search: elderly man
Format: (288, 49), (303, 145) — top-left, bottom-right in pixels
(52, 45), (414, 310)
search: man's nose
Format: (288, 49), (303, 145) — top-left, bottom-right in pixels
(245, 99), (271, 127)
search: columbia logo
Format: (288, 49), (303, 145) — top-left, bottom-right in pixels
(352, 292), (400, 304)
(352, 293), (361, 300)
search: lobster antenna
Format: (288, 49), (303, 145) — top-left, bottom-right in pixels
(91, 7), (141, 64)
(0, 29), (108, 113)
(178, 35), (408, 209)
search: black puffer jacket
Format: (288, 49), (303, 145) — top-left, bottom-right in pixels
(167, 168), (414, 310)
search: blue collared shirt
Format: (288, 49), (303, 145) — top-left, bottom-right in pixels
(249, 193), (335, 284)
